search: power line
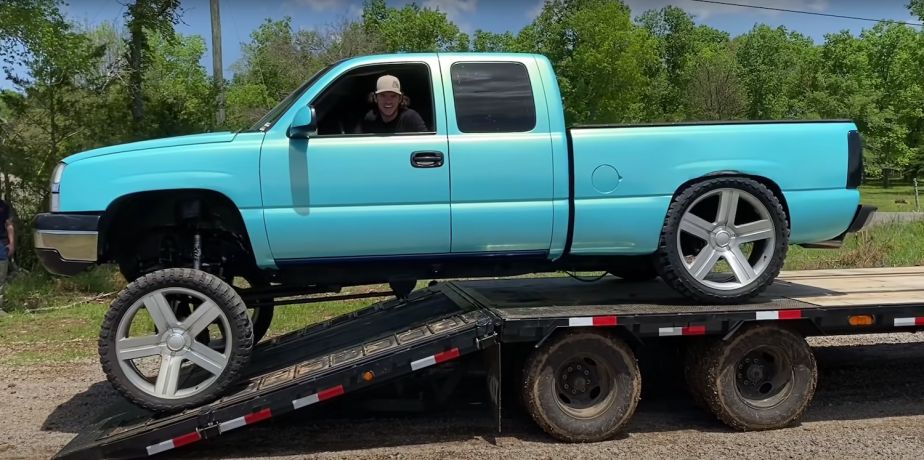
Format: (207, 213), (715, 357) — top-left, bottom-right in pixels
(683, 0), (923, 27)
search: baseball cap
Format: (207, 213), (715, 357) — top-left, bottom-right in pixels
(375, 75), (402, 94)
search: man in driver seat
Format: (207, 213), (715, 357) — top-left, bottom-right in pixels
(358, 75), (428, 134)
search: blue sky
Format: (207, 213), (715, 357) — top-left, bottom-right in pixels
(2, 0), (921, 90)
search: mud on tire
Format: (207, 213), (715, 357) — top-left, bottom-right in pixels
(654, 176), (789, 304)
(520, 329), (642, 443)
(98, 268), (254, 413)
(699, 323), (817, 431)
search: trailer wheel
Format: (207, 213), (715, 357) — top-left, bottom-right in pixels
(654, 176), (789, 304)
(520, 329), (641, 442)
(98, 268), (253, 413)
(683, 337), (711, 410)
(701, 324), (817, 431)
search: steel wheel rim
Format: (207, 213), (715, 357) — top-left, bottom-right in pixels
(677, 188), (776, 291)
(733, 345), (794, 409)
(553, 352), (618, 419)
(115, 287), (233, 400)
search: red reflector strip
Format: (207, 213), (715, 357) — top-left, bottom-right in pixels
(410, 348), (461, 371)
(219, 408), (273, 434)
(292, 385), (345, 410)
(658, 325), (706, 336)
(755, 310), (802, 320)
(146, 431), (201, 456)
(894, 317), (924, 327)
(568, 316), (617, 327)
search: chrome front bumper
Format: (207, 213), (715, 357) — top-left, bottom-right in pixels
(32, 213), (101, 276)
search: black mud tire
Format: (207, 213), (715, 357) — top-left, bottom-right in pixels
(683, 336), (712, 411)
(520, 329), (641, 443)
(607, 255), (659, 282)
(236, 276), (274, 345)
(653, 176), (789, 304)
(98, 268), (254, 413)
(700, 324), (817, 431)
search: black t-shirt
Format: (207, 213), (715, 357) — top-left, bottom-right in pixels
(0, 200), (13, 242)
(360, 108), (428, 134)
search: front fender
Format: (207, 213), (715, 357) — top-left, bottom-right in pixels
(59, 132), (266, 212)
(56, 132), (278, 269)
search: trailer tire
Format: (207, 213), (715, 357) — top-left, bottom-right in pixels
(99, 268), (253, 413)
(520, 329), (641, 443)
(683, 337), (711, 410)
(701, 324), (817, 431)
(654, 176), (789, 304)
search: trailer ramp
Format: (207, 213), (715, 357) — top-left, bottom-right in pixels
(53, 284), (496, 460)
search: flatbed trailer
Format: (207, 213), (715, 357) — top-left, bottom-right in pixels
(54, 266), (924, 460)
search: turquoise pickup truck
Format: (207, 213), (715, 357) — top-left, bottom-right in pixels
(33, 52), (873, 411)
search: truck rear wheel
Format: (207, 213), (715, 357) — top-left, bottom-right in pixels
(98, 268), (253, 413)
(700, 324), (817, 431)
(654, 176), (789, 304)
(520, 329), (641, 442)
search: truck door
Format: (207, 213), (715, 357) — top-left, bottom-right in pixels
(259, 56), (452, 262)
(440, 56), (555, 254)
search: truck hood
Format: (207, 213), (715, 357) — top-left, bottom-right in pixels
(62, 131), (238, 164)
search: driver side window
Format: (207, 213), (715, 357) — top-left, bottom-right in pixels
(311, 62), (436, 137)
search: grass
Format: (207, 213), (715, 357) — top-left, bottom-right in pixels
(3, 219), (924, 365)
(860, 184), (923, 212)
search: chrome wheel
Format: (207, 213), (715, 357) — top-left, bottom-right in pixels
(115, 287), (233, 400)
(678, 188), (776, 291)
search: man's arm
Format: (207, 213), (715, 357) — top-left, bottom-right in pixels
(5, 216), (13, 256)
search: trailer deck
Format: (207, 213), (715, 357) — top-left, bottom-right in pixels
(53, 267), (924, 460)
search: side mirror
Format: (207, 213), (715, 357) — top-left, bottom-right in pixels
(288, 105), (317, 139)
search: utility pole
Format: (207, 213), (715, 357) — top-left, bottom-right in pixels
(210, 0), (225, 127)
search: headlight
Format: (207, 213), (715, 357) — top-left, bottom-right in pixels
(50, 162), (65, 212)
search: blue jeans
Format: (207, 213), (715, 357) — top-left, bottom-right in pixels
(0, 242), (7, 312)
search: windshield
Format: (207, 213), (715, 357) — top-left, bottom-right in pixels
(247, 59), (346, 132)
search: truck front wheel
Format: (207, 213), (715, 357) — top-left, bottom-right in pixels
(654, 176), (789, 304)
(98, 268), (253, 413)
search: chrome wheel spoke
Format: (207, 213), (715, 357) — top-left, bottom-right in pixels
(680, 214), (715, 241)
(154, 354), (184, 397)
(717, 190), (739, 226)
(726, 245), (758, 284)
(116, 334), (163, 361)
(187, 342), (228, 376)
(735, 219), (774, 244)
(182, 300), (221, 336)
(689, 247), (722, 280)
(142, 291), (180, 333)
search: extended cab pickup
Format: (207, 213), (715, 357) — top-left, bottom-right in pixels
(34, 52), (875, 311)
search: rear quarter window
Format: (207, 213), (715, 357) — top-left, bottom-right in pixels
(449, 62), (537, 133)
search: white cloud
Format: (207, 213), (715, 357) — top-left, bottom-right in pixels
(527, 0), (547, 20)
(285, 0), (346, 12)
(422, 0), (479, 24)
(623, 0), (830, 21)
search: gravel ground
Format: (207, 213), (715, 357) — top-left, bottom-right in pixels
(3, 332), (924, 460)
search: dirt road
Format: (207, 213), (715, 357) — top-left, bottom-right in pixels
(3, 332), (924, 460)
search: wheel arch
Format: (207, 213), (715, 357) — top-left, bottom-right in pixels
(672, 170), (791, 227)
(99, 188), (255, 263)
